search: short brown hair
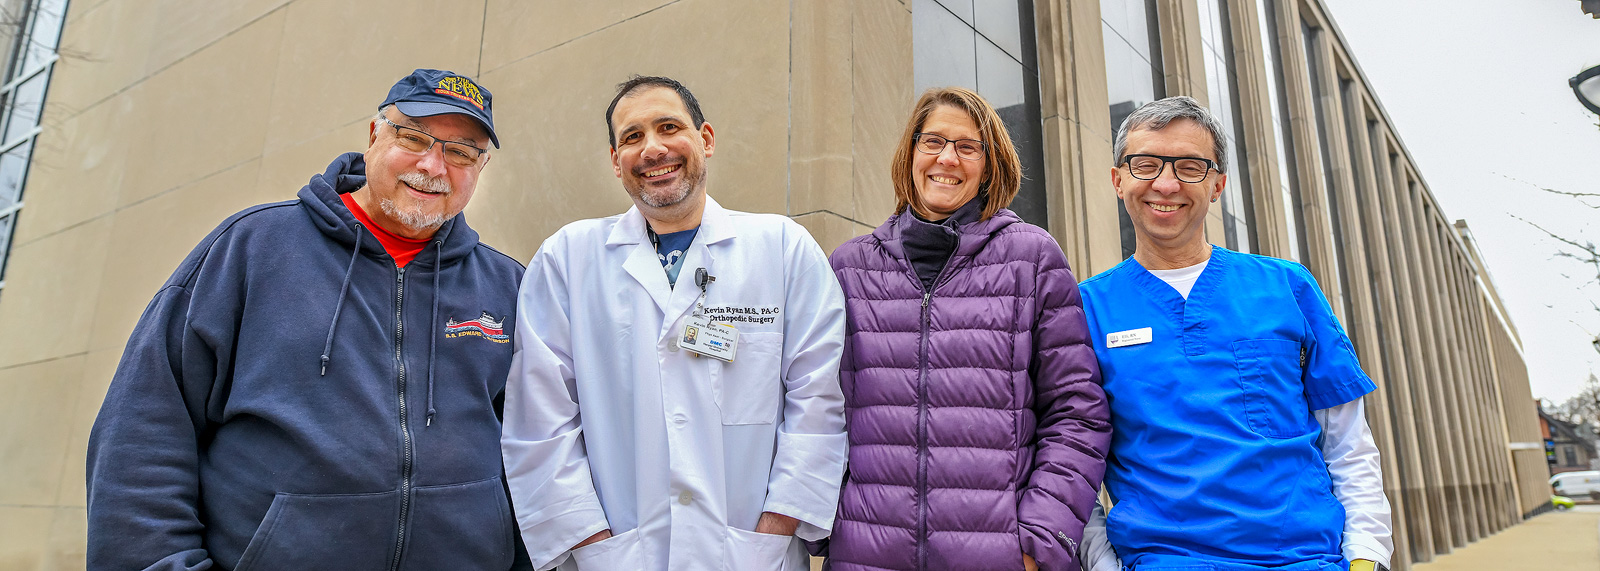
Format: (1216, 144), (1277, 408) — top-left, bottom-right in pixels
(890, 87), (1022, 220)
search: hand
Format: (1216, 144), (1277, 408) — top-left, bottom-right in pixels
(754, 511), (800, 536)
(571, 529), (612, 551)
(1023, 553), (1039, 571)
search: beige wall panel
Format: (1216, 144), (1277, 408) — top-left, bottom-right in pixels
(849, 0), (912, 228)
(54, 349), (121, 508)
(253, 119), (372, 204)
(65, 0), (115, 23)
(48, 0), (158, 119)
(471, 0), (790, 263)
(789, 0), (854, 218)
(262, 0), (484, 155)
(480, 0), (676, 75)
(0, 506), (54, 570)
(43, 507), (87, 571)
(0, 355), (84, 506)
(11, 92), (133, 244)
(114, 11), (283, 208)
(143, 0), (293, 78)
(0, 218), (112, 367)
(84, 160), (263, 353)
(793, 211), (870, 257)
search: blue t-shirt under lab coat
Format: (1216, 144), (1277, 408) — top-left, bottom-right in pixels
(1079, 246), (1375, 571)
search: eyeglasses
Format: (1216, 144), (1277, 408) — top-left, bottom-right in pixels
(913, 133), (986, 161)
(1120, 154), (1218, 183)
(380, 117), (487, 168)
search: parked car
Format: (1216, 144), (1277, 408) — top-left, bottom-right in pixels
(1549, 470), (1600, 499)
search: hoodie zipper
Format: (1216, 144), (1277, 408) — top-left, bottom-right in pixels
(391, 265), (414, 571)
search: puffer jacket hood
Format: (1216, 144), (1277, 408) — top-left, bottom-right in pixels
(827, 207), (1111, 571)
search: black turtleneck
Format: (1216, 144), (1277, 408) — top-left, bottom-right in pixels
(901, 196), (986, 291)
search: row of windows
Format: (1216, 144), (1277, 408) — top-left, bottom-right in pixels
(0, 0), (69, 298)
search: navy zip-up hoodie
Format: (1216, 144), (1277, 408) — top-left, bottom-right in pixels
(87, 153), (530, 571)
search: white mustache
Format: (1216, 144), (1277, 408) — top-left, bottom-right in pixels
(398, 171), (451, 194)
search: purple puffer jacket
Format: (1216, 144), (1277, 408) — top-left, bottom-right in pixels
(825, 208), (1111, 571)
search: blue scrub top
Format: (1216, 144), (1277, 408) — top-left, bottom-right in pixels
(1079, 246), (1375, 571)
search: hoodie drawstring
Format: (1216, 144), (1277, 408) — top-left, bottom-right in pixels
(321, 226), (365, 376)
(426, 242), (441, 427)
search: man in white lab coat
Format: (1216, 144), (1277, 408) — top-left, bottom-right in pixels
(502, 75), (848, 571)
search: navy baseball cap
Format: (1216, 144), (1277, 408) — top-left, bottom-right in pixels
(381, 69), (499, 148)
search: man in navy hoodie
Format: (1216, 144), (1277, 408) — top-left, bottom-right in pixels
(86, 69), (532, 571)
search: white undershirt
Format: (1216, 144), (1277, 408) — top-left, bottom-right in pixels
(1079, 263), (1395, 569)
(1146, 259), (1209, 299)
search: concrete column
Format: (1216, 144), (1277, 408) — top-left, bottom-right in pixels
(1034, 0), (1121, 274)
(1387, 163), (1457, 555)
(1221, 0), (1294, 259)
(1266, 0), (1340, 298)
(1345, 101), (1423, 571)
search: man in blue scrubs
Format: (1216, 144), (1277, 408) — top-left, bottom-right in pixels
(1077, 96), (1392, 571)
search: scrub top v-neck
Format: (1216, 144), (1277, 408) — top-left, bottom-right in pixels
(1078, 246), (1375, 570)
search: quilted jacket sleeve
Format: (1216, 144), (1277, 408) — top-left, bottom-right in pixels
(1016, 238), (1112, 571)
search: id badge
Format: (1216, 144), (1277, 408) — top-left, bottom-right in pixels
(678, 314), (739, 362)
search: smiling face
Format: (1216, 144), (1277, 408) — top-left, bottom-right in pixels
(910, 105), (987, 220)
(609, 86), (715, 211)
(1111, 118), (1226, 260)
(357, 108), (490, 240)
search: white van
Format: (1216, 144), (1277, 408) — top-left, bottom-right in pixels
(1549, 470), (1600, 498)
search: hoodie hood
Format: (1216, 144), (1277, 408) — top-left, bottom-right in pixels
(297, 151), (482, 269)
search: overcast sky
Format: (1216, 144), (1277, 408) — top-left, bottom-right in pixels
(1319, 0), (1599, 403)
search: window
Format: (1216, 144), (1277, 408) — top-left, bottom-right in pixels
(913, 0), (1048, 226)
(1197, 0), (1255, 253)
(1565, 445), (1578, 467)
(0, 0), (69, 298)
(1258, 0), (1306, 262)
(1101, 0), (1164, 259)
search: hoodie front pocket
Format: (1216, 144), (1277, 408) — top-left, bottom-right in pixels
(233, 490), (401, 571)
(402, 476), (517, 570)
(713, 332), (784, 425)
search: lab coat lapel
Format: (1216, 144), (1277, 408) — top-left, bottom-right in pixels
(608, 206), (674, 315)
(659, 197), (738, 337)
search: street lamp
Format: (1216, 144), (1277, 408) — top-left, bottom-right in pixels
(1572, 64), (1600, 115)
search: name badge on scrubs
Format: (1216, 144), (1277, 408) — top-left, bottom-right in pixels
(679, 314), (739, 361)
(1107, 327), (1153, 348)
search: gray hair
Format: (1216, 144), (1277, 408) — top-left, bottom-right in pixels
(1111, 96), (1229, 173)
(374, 104), (393, 124)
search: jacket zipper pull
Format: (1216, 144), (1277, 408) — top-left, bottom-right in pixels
(922, 292), (930, 308)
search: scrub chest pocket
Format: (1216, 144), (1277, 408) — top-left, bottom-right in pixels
(1232, 338), (1313, 438)
(714, 332), (784, 425)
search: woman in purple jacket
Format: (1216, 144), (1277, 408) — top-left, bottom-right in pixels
(825, 87), (1112, 571)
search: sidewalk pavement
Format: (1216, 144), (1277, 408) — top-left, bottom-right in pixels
(1412, 506), (1600, 571)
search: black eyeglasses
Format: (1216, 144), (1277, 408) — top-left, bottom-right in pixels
(380, 117), (487, 167)
(913, 133), (986, 161)
(1120, 153), (1218, 183)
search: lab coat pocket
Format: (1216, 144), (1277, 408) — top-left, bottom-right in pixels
(723, 526), (794, 571)
(571, 527), (643, 570)
(714, 331), (784, 425)
(1233, 338), (1313, 439)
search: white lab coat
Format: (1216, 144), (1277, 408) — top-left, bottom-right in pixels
(503, 197), (848, 571)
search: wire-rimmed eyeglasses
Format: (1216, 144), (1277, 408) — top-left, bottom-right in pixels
(913, 133), (986, 161)
(381, 117), (487, 168)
